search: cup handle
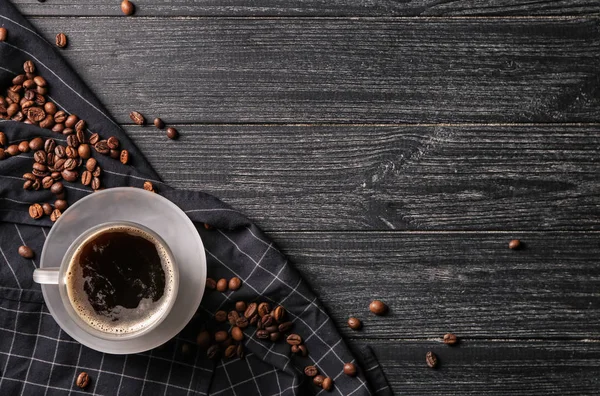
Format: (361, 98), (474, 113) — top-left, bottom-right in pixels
(33, 268), (60, 284)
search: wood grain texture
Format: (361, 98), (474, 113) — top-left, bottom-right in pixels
(273, 231), (600, 339)
(12, 0), (600, 17)
(126, 125), (600, 231)
(26, 17), (600, 124)
(356, 340), (600, 395)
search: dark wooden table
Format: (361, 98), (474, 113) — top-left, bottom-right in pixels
(12, 1), (600, 394)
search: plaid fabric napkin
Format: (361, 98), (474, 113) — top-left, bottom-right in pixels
(0, 1), (392, 395)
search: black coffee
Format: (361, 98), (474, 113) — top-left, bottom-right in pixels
(66, 225), (175, 335)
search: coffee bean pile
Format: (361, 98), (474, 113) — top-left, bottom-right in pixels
(0, 60), (133, 221)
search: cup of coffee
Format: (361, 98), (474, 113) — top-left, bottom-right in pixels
(33, 221), (179, 340)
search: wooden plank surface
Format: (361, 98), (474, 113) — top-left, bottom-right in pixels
(272, 231), (600, 339)
(23, 17), (600, 124)
(126, 125), (600, 231)
(12, 0), (600, 17)
(356, 340), (600, 395)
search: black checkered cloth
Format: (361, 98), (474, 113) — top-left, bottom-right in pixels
(0, 1), (392, 395)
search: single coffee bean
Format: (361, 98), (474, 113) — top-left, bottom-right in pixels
(0, 148), (5, 161)
(258, 302), (270, 317)
(6, 145), (19, 156)
(214, 330), (228, 343)
(54, 158), (66, 171)
(24, 60), (35, 73)
(11, 74), (25, 85)
(34, 150), (47, 164)
(14, 112), (26, 122)
(7, 104), (19, 118)
(26, 107), (46, 123)
(313, 375), (325, 387)
(54, 199), (68, 211)
(51, 171), (61, 180)
(42, 203), (53, 216)
(120, 149), (130, 164)
(50, 209), (61, 222)
(54, 145), (66, 158)
(44, 138), (56, 154)
(22, 99), (36, 109)
(205, 278), (216, 290)
(261, 314), (274, 327)
(66, 134), (79, 148)
(290, 345), (299, 354)
(426, 351), (438, 368)
(44, 102), (57, 115)
(81, 170), (92, 186)
(286, 334), (302, 346)
(76, 129), (86, 145)
(231, 326), (244, 342)
(348, 317), (362, 330)
(130, 111), (145, 125)
(42, 176), (54, 189)
(509, 239), (521, 250)
(85, 158), (97, 172)
(166, 127), (179, 140)
(216, 278), (228, 292)
(65, 146), (78, 159)
(269, 332), (281, 342)
(29, 203), (43, 219)
(75, 119), (86, 134)
(37, 86), (48, 95)
(249, 314), (259, 326)
(369, 300), (388, 316)
(228, 277), (242, 291)
(35, 94), (46, 106)
(443, 333), (458, 345)
(273, 306), (285, 322)
(298, 344), (308, 356)
(196, 330), (211, 348)
(0, 27), (7, 42)
(54, 111), (67, 124)
(39, 115), (54, 129)
(143, 181), (154, 192)
(244, 302), (258, 319)
(55, 33), (67, 48)
(46, 152), (55, 166)
(61, 169), (78, 182)
(33, 75), (47, 87)
(204, 223), (213, 230)
(23, 173), (36, 181)
(110, 149), (120, 160)
(235, 316), (249, 329)
(18, 141), (30, 153)
(235, 301), (247, 312)
(257, 319), (264, 330)
(33, 162), (47, 173)
(94, 140), (109, 154)
(304, 366), (318, 377)
(278, 321), (293, 333)
(214, 310), (227, 323)
(23, 79), (36, 90)
(236, 344), (245, 359)
(121, 0), (135, 15)
(93, 166), (102, 178)
(226, 310), (239, 326)
(154, 117), (165, 129)
(107, 136), (119, 149)
(31, 180), (41, 190)
(78, 144), (91, 159)
(91, 177), (101, 190)
(29, 137), (44, 151)
(256, 330), (270, 340)
(322, 377), (333, 391)
(0, 132), (6, 146)
(343, 362), (357, 376)
(207, 345), (219, 359)
(76, 372), (90, 389)
(64, 158), (78, 171)
(224, 344), (236, 358)
(18, 245), (34, 259)
(89, 133), (100, 145)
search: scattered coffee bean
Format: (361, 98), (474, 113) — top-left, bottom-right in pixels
(29, 203), (43, 219)
(216, 278), (228, 292)
(0, 132), (6, 146)
(443, 333), (458, 345)
(106, 136), (119, 149)
(0, 27), (7, 42)
(196, 330), (211, 348)
(29, 137), (44, 151)
(51, 171), (61, 180)
(298, 344), (308, 356)
(207, 345), (219, 359)
(236, 316), (249, 329)
(85, 158), (97, 172)
(76, 372), (90, 389)
(258, 302), (271, 317)
(343, 362), (357, 376)
(33, 150), (46, 164)
(65, 115), (79, 129)
(75, 119), (86, 135)
(215, 310), (227, 323)
(231, 326), (244, 342)
(92, 166), (102, 177)
(81, 170), (92, 186)
(55, 33), (67, 48)
(50, 208), (61, 222)
(269, 331), (281, 342)
(166, 127), (179, 140)
(130, 111), (145, 125)
(244, 302), (257, 319)
(18, 245), (34, 259)
(313, 375), (325, 387)
(235, 301), (247, 312)
(290, 345), (299, 354)
(42, 203), (53, 215)
(24, 60), (35, 73)
(18, 141), (30, 153)
(322, 377), (333, 391)
(278, 321), (293, 333)
(224, 344), (236, 358)
(203, 223), (213, 230)
(89, 133), (100, 145)
(50, 181), (64, 195)
(261, 314), (274, 327)
(54, 199), (68, 211)
(143, 181), (154, 192)
(42, 176), (54, 189)
(6, 145), (19, 156)
(154, 117), (165, 129)
(66, 134), (79, 148)
(120, 149), (129, 164)
(509, 239), (521, 250)
(78, 144), (91, 159)
(426, 351), (438, 368)
(206, 278), (216, 290)
(273, 305), (285, 322)
(256, 330), (269, 339)
(214, 330), (229, 343)
(91, 177), (101, 190)
(23, 180), (33, 190)
(65, 146), (78, 159)
(94, 140), (109, 154)
(228, 310), (240, 326)
(121, 0), (135, 15)
(286, 334), (302, 346)
(369, 300), (388, 316)
(347, 317), (362, 330)
(228, 277), (242, 291)
(0, 148), (5, 160)
(236, 344), (245, 359)
(64, 158), (78, 171)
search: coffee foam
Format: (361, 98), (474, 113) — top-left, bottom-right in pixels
(66, 225), (175, 335)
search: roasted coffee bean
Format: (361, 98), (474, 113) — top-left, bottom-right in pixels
(235, 316), (249, 329)
(12, 74), (25, 85)
(348, 317), (361, 330)
(196, 330), (211, 348)
(313, 375), (325, 387)
(109, 149), (120, 159)
(42, 203), (53, 215)
(29, 203), (43, 219)
(235, 301), (246, 312)
(29, 137), (44, 151)
(31, 180), (41, 190)
(54, 145), (66, 158)
(278, 321), (293, 333)
(203, 223), (213, 230)
(78, 144), (91, 159)
(54, 111), (67, 124)
(33, 162), (47, 173)
(23, 173), (36, 181)
(0, 132), (6, 146)
(24, 89), (35, 100)
(231, 327), (244, 342)
(54, 199), (68, 211)
(22, 99), (35, 109)
(76, 372), (89, 389)
(256, 330), (269, 340)
(18, 141), (30, 153)
(33, 75), (46, 87)
(23, 180), (33, 190)
(24, 60), (35, 73)
(74, 119), (86, 134)
(23, 79), (36, 89)
(89, 133), (100, 145)
(64, 158), (78, 171)
(304, 366), (318, 377)
(249, 314), (259, 326)
(265, 325), (278, 333)
(39, 115), (54, 129)
(12, 111), (25, 122)
(222, 337), (234, 349)
(44, 138), (56, 154)
(121, 0), (135, 16)
(509, 239), (521, 250)
(322, 377), (333, 391)
(214, 330), (228, 343)
(207, 345), (219, 359)
(228, 277), (241, 291)
(258, 302), (270, 317)
(34, 150), (47, 164)
(26, 107), (45, 123)
(62, 128), (74, 136)
(166, 127), (179, 140)
(51, 171), (61, 180)
(65, 146), (78, 159)
(91, 177), (101, 190)
(143, 181), (154, 192)
(214, 310), (227, 323)
(34, 93), (46, 106)
(47, 152), (56, 166)
(64, 114), (78, 129)
(273, 306), (285, 322)
(50, 209), (62, 222)
(37, 86), (48, 95)
(443, 333), (458, 345)
(224, 344), (236, 358)
(181, 343), (191, 356)
(120, 149), (130, 164)
(42, 176), (54, 189)
(299, 344), (308, 356)
(7, 103), (19, 117)
(18, 245), (34, 259)
(44, 102), (57, 115)
(261, 314), (273, 327)
(205, 278), (216, 290)
(56, 33), (67, 48)
(6, 144), (19, 156)
(85, 158), (97, 172)
(94, 140), (109, 154)
(106, 136), (119, 149)
(269, 332), (281, 342)
(52, 123), (64, 133)
(66, 134), (79, 148)
(81, 170), (92, 186)
(227, 310), (240, 326)
(75, 130), (86, 145)
(236, 344), (245, 359)
(154, 117), (165, 129)
(54, 158), (66, 172)
(426, 351), (438, 368)
(61, 169), (78, 182)
(369, 300), (387, 316)
(286, 334), (302, 346)
(343, 362), (357, 376)
(216, 278), (228, 292)
(0, 148), (5, 161)
(32, 169), (48, 178)
(244, 303), (257, 319)
(130, 111), (145, 125)
(92, 167), (101, 178)
(257, 319), (264, 330)
(0, 27), (7, 42)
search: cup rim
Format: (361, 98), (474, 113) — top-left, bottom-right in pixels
(58, 220), (180, 341)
